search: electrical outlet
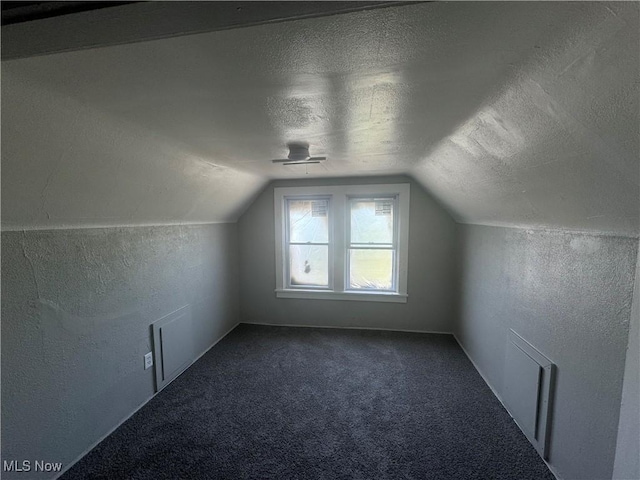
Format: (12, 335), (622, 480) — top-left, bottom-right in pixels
(144, 352), (153, 370)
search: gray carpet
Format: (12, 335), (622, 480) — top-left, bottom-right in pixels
(61, 324), (555, 479)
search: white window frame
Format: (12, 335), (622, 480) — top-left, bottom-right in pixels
(274, 183), (410, 303)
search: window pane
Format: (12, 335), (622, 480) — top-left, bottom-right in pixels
(290, 245), (329, 287)
(350, 199), (394, 244)
(349, 249), (393, 290)
(288, 199), (329, 243)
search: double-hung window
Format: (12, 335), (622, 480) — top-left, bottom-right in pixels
(275, 183), (409, 303)
(286, 197), (331, 289)
(348, 197), (397, 291)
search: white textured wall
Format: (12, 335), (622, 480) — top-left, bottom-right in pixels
(454, 224), (638, 480)
(613, 243), (640, 480)
(1, 224), (240, 479)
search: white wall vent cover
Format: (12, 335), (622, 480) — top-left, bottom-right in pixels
(503, 329), (556, 460)
(152, 305), (195, 392)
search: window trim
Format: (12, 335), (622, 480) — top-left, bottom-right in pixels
(274, 183), (410, 303)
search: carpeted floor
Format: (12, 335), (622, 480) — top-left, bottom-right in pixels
(61, 324), (555, 480)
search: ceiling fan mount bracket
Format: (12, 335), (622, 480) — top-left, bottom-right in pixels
(271, 142), (326, 165)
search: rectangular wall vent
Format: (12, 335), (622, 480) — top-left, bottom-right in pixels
(152, 305), (195, 392)
(503, 329), (555, 459)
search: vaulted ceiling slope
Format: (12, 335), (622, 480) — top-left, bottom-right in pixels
(2, 2), (638, 234)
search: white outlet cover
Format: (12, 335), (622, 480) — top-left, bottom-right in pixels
(144, 352), (153, 370)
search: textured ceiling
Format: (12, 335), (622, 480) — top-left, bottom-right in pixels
(2, 2), (638, 234)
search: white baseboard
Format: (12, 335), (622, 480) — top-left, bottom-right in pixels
(54, 321), (240, 480)
(452, 334), (563, 480)
(240, 321), (452, 335)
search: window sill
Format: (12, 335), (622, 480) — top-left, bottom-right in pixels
(274, 289), (408, 303)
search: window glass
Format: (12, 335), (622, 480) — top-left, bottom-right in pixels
(288, 199), (329, 243)
(350, 199), (394, 245)
(287, 198), (330, 288)
(349, 249), (394, 290)
(289, 245), (329, 287)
